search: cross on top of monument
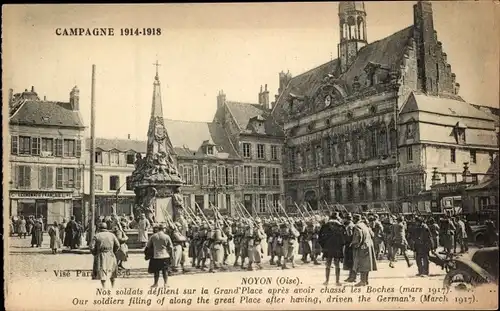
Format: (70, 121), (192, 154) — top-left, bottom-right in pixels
(153, 60), (161, 80)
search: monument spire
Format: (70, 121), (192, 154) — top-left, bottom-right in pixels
(130, 61), (183, 224)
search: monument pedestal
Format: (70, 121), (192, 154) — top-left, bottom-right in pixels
(155, 196), (173, 224)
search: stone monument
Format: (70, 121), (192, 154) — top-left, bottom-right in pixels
(130, 61), (185, 225)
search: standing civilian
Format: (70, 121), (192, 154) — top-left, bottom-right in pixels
(351, 214), (377, 287)
(147, 224), (173, 288)
(90, 223), (120, 288)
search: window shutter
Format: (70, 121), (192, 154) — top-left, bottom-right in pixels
(252, 166), (258, 185)
(194, 165), (199, 185)
(266, 167), (271, 186)
(39, 167), (45, 189)
(56, 168), (63, 189)
(102, 152), (110, 165)
(202, 165), (208, 185)
(47, 167), (54, 189)
(11, 135), (18, 155)
(76, 140), (82, 158)
(75, 168), (82, 190)
(228, 167), (233, 185)
(25, 166), (31, 188)
(12, 164), (17, 188)
(234, 166), (239, 185)
(265, 144), (271, 160)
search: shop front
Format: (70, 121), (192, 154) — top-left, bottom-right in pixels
(90, 195), (135, 218)
(10, 190), (75, 228)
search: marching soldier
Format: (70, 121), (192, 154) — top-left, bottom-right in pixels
(248, 218), (266, 271)
(239, 221), (251, 269)
(389, 215), (413, 268)
(281, 219), (300, 269)
(441, 215), (456, 257)
(209, 219), (227, 273)
(369, 214), (384, 260)
(195, 223), (209, 270)
(301, 221), (314, 263)
(311, 219), (322, 265)
(427, 217), (440, 254)
(222, 221), (233, 266)
(233, 223), (244, 267)
(169, 222), (186, 273)
(270, 222), (283, 266)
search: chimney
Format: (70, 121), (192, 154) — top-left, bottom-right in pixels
(8, 88), (13, 104)
(128, 134), (131, 139)
(31, 86), (35, 92)
(69, 86), (80, 110)
(278, 71), (292, 94)
(258, 85), (263, 105)
(43, 95), (47, 101)
(454, 83), (460, 95)
(217, 90), (226, 110)
(262, 84), (270, 108)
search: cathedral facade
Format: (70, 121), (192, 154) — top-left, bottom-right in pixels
(271, 1), (481, 213)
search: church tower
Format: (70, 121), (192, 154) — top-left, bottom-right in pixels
(337, 1), (367, 73)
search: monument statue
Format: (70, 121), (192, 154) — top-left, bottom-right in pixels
(130, 61), (184, 224)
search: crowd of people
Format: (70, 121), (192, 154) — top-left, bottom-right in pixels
(10, 214), (87, 253)
(87, 202), (499, 289)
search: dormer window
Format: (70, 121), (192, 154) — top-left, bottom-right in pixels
(454, 122), (467, 144)
(207, 146), (214, 155)
(406, 122), (416, 139)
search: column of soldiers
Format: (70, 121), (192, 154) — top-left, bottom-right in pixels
(149, 200), (497, 283)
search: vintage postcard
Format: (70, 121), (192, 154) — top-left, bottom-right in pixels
(3, 2), (499, 310)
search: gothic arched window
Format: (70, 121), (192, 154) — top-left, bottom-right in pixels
(389, 128), (397, 153)
(379, 129), (387, 156)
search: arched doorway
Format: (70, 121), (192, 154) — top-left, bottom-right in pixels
(304, 190), (318, 210)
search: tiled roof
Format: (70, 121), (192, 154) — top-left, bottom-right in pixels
(340, 26), (414, 85)
(466, 156), (499, 191)
(225, 101), (285, 137)
(471, 105), (500, 126)
(401, 93), (496, 121)
(85, 138), (146, 153)
(401, 93), (498, 147)
(164, 119), (240, 159)
(10, 100), (85, 128)
(272, 26), (414, 122)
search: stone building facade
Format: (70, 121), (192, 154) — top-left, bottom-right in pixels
(398, 93), (498, 213)
(82, 137), (146, 219)
(213, 86), (286, 215)
(164, 119), (243, 215)
(8, 86), (86, 224)
(271, 1), (487, 213)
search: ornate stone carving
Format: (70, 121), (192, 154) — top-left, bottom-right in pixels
(131, 65), (184, 223)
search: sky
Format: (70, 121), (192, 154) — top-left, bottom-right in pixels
(3, 2), (499, 140)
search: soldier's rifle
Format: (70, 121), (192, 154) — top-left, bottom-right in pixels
(233, 201), (245, 218)
(210, 203), (231, 228)
(277, 201), (292, 222)
(322, 200), (332, 214)
(293, 202), (308, 221)
(237, 202), (259, 226)
(266, 200), (280, 219)
(305, 202), (317, 217)
(182, 203), (198, 226)
(194, 202), (214, 230)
